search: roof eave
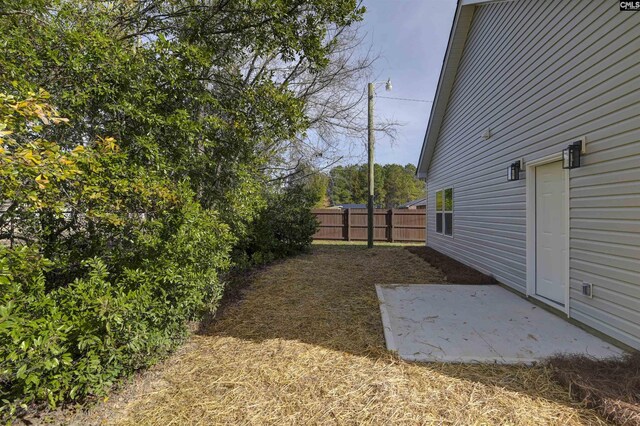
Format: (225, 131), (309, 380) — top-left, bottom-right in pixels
(416, 2), (475, 178)
(416, 0), (519, 179)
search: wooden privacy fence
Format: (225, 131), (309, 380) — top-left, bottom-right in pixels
(312, 208), (426, 243)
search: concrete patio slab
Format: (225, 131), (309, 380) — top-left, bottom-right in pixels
(376, 284), (624, 364)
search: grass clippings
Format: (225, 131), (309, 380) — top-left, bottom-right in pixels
(406, 246), (498, 284)
(67, 245), (604, 425)
(548, 353), (640, 426)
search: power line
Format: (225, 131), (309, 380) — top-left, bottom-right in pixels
(376, 95), (433, 103)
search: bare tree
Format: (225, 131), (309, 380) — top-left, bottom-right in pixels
(242, 23), (399, 182)
(40, 1), (398, 184)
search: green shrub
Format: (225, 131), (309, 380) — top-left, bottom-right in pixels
(0, 93), (235, 419)
(0, 0), (361, 419)
(237, 183), (319, 266)
(0, 201), (234, 418)
(0, 90), (316, 422)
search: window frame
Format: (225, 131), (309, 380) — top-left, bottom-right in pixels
(434, 187), (454, 238)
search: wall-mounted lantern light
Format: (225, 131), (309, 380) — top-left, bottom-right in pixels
(507, 160), (521, 181)
(563, 141), (583, 169)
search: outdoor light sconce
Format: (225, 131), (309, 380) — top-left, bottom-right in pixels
(563, 141), (583, 169)
(507, 160), (521, 181)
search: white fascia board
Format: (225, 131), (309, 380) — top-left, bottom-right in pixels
(416, 0), (520, 179)
(416, 3), (474, 177)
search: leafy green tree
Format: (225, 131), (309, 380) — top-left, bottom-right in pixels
(0, 0), (365, 227)
(330, 165), (362, 205)
(382, 163), (424, 208)
(374, 163), (387, 206)
(306, 173), (331, 208)
(328, 163), (422, 207)
(0, 0), (367, 419)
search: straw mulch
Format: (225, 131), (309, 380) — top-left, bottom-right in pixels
(548, 353), (640, 426)
(76, 245), (605, 425)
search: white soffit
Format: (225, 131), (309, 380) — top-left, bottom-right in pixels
(416, 0), (519, 179)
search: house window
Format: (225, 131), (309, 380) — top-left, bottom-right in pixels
(435, 188), (453, 236)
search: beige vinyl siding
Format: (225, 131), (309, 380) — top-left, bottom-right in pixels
(426, 0), (640, 349)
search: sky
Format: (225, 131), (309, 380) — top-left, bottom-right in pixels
(355, 0), (457, 166)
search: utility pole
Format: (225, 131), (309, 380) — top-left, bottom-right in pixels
(366, 78), (391, 249)
(367, 82), (375, 249)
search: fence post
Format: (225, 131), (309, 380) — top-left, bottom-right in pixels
(346, 208), (351, 241)
(389, 209), (394, 242)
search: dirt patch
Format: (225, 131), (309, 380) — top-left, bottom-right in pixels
(548, 353), (640, 426)
(55, 246), (603, 425)
(406, 246), (498, 284)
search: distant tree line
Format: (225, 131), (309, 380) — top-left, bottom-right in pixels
(306, 163), (424, 208)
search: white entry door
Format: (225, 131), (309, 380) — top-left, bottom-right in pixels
(535, 161), (567, 305)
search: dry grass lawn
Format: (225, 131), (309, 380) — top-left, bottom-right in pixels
(82, 245), (606, 425)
